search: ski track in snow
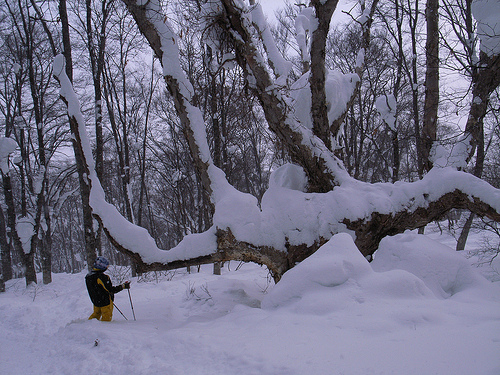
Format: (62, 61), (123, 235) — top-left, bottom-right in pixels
(1, 229), (500, 375)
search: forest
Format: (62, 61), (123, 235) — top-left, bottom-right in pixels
(0, 0), (499, 289)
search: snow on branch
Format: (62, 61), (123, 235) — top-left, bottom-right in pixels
(53, 54), (220, 265)
(0, 137), (18, 174)
(258, 164), (500, 252)
(220, 0), (353, 189)
(250, 3), (292, 81)
(100, 0), (500, 278)
(472, 0), (500, 57)
(53, 47), (500, 273)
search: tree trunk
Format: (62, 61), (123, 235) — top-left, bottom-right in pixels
(456, 212), (474, 251)
(2, 173), (36, 285)
(464, 51), (500, 163)
(0, 207), (12, 282)
(421, 0), (439, 174)
(309, 0), (338, 150)
(41, 218), (52, 284)
(59, 0), (97, 270)
(24, 12), (52, 284)
(456, 113), (485, 250)
(409, 1), (423, 177)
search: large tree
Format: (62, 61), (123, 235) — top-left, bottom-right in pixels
(54, 0), (500, 282)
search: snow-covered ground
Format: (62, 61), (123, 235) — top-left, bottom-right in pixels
(1, 229), (499, 375)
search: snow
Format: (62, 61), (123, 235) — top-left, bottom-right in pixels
(355, 47), (365, 68)
(51, 49), (500, 267)
(372, 232), (493, 299)
(295, 7), (317, 63)
(251, 3), (292, 78)
(1, 230), (499, 375)
(375, 93), (397, 131)
(432, 136), (471, 170)
(0, 137), (17, 174)
(290, 70), (359, 131)
(48, 16), (500, 375)
(16, 216), (34, 254)
(472, 0), (500, 56)
(13, 63), (21, 74)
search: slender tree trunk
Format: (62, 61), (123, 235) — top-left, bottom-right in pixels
(464, 52), (500, 163)
(2, 172), (36, 285)
(409, 1), (423, 178)
(138, 56), (155, 229)
(457, 117), (485, 250)
(457, 212), (474, 251)
(24, 14), (52, 284)
(0, 207), (12, 282)
(207, 45), (222, 275)
(391, 130), (400, 182)
(59, 0), (97, 271)
(422, 0), (439, 174)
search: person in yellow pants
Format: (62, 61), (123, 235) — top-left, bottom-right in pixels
(85, 256), (130, 321)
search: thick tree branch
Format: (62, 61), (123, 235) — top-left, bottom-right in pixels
(309, 0), (338, 150)
(221, 0), (341, 192)
(465, 52), (500, 163)
(346, 189), (500, 257)
(121, 0), (215, 212)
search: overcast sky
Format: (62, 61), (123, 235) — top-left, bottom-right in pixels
(258, 0), (355, 25)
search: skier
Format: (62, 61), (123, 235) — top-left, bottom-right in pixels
(85, 256), (130, 321)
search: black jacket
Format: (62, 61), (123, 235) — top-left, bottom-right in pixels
(85, 270), (123, 307)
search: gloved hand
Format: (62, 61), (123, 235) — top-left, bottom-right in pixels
(123, 281), (131, 289)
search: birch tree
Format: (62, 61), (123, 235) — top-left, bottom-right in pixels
(54, 0), (500, 282)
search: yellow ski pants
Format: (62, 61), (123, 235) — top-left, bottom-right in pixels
(88, 302), (114, 321)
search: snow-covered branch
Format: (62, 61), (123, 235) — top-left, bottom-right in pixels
(220, 0), (353, 191)
(67, 0), (500, 283)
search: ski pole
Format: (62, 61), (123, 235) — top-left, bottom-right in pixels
(127, 289), (136, 321)
(112, 301), (128, 320)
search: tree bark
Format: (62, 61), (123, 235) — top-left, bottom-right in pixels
(345, 189), (500, 257)
(456, 212), (474, 251)
(464, 51), (500, 163)
(0, 206), (12, 282)
(97, 182), (500, 283)
(422, 0), (439, 174)
(309, 0), (338, 150)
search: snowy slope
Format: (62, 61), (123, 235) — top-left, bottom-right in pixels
(1, 231), (499, 375)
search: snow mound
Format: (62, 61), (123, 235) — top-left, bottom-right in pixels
(261, 233), (434, 313)
(372, 233), (491, 299)
(290, 70), (359, 130)
(268, 163), (307, 192)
